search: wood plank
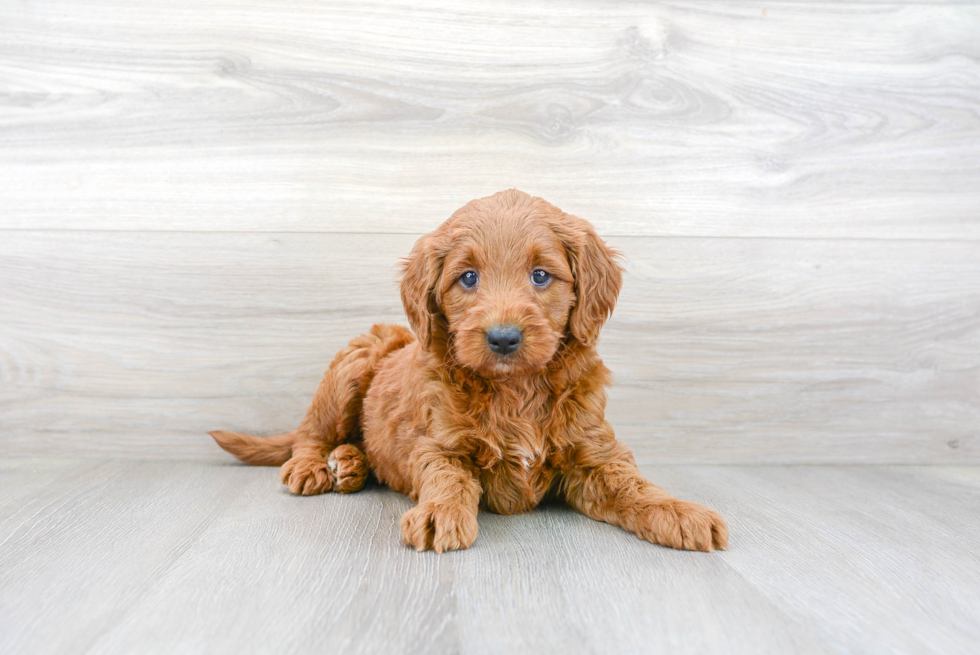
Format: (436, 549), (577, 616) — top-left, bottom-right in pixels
(0, 460), (257, 653)
(2, 460), (979, 654)
(0, 459), (454, 654)
(651, 466), (980, 654)
(2, 232), (977, 463)
(2, 1), (978, 238)
(82, 471), (457, 654)
(452, 501), (830, 654)
(891, 465), (980, 497)
(0, 458), (109, 528)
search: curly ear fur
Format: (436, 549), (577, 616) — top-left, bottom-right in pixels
(400, 231), (449, 351)
(551, 213), (623, 346)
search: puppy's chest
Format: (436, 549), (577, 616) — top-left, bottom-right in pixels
(471, 412), (559, 515)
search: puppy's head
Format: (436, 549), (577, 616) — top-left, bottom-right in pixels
(401, 189), (622, 378)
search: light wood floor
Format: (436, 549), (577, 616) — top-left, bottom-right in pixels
(1, 458), (977, 654)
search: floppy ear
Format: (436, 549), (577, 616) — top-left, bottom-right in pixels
(553, 213), (623, 347)
(400, 231), (449, 351)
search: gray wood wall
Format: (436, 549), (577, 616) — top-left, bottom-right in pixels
(2, 0), (978, 463)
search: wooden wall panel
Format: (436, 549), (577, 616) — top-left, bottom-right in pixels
(1, 1), (978, 238)
(2, 0), (978, 462)
(2, 232), (976, 463)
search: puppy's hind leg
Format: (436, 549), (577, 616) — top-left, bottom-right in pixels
(327, 444), (370, 493)
(280, 324), (415, 496)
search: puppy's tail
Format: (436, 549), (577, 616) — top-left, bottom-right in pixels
(209, 430), (296, 466)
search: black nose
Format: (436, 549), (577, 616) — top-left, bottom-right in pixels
(486, 325), (523, 355)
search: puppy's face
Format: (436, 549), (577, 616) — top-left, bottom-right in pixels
(438, 217), (575, 377)
(401, 190), (622, 379)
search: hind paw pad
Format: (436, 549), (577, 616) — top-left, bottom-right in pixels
(280, 456), (333, 495)
(327, 444), (369, 493)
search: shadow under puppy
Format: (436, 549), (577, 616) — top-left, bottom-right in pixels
(212, 189), (728, 553)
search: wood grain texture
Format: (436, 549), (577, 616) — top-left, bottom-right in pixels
(649, 465), (980, 654)
(1, 459), (978, 654)
(2, 232), (977, 463)
(1, 1), (979, 238)
(2, 0), (979, 464)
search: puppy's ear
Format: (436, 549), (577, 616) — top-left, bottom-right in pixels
(553, 213), (623, 347)
(400, 231), (448, 351)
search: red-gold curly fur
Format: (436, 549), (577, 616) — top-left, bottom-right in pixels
(211, 189), (728, 553)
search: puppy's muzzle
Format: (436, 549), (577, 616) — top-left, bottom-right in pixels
(485, 325), (523, 356)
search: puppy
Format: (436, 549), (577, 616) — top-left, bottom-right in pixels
(211, 189), (728, 553)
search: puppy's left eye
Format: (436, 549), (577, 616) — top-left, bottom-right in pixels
(531, 270), (551, 286)
(460, 271), (479, 288)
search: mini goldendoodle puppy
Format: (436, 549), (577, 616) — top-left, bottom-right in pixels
(212, 189), (728, 553)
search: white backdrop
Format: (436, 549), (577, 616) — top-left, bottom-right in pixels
(2, 0), (978, 463)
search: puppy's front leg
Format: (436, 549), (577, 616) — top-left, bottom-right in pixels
(562, 431), (728, 552)
(400, 446), (481, 553)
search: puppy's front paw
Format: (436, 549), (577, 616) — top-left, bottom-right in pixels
(400, 502), (478, 553)
(280, 455), (332, 495)
(636, 499), (729, 552)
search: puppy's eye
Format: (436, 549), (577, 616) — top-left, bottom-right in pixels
(531, 270), (551, 286)
(460, 271), (479, 288)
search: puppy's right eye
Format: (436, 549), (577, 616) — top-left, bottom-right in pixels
(460, 271), (479, 288)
